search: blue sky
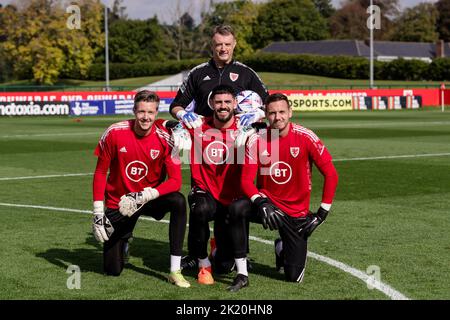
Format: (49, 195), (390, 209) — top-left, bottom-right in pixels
(0, 1), (438, 23)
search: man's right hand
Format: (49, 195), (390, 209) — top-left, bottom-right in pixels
(235, 126), (256, 149)
(92, 201), (114, 243)
(176, 110), (203, 129)
(234, 122), (267, 148)
(171, 123), (192, 152)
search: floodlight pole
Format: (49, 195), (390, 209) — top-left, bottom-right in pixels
(105, 5), (110, 92)
(370, 0), (374, 89)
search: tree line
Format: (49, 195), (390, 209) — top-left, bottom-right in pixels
(1, 0), (450, 84)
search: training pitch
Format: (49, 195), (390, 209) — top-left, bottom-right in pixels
(0, 109), (449, 300)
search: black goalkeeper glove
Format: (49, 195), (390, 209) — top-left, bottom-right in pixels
(303, 207), (329, 238)
(254, 197), (285, 230)
(250, 121), (268, 132)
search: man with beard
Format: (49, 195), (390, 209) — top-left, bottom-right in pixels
(170, 25), (268, 271)
(182, 84), (250, 291)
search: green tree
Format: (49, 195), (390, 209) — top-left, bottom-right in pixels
(330, 0), (399, 40)
(313, 0), (335, 18)
(252, 0), (329, 49)
(202, 0), (261, 56)
(108, 18), (167, 63)
(163, 11), (198, 60)
(390, 3), (438, 42)
(436, 0), (450, 41)
(0, 0), (103, 84)
(110, 0), (127, 22)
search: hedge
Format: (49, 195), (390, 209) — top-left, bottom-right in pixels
(241, 53), (442, 81)
(77, 54), (450, 81)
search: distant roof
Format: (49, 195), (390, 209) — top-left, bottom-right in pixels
(263, 40), (367, 57)
(262, 40), (450, 59)
(373, 41), (434, 58)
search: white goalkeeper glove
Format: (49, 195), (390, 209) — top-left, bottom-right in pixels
(235, 125), (256, 149)
(92, 201), (114, 243)
(237, 108), (265, 127)
(171, 122), (192, 152)
(118, 187), (159, 217)
(176, 110), (203, 129)
(235, 122), (267, 149)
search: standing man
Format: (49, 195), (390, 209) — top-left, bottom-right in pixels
(184, 84), (250, 291)
(170, 24), (268, 130)
(228, 93), (338, 289)
(92, 90), (190, 288)
(170, 25), (269, 269)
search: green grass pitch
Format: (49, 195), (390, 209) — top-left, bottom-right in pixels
(0, 109), (449, 300)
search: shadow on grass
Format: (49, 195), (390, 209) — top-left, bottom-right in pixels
(35, 233), (178, 282)
(242, 258), (286, 282)
(36, 233), (286, 284)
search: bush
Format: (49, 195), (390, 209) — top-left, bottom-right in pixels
(76, 53), (450, 82)
(428, 58), (450, 81)
(378, 59), (429, 81)
(241, 53), (370, 80)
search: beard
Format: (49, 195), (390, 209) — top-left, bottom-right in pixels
(214, 108), (234, 123)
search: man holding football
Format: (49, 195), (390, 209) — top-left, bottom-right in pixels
(181, 84), (253, 291)
(230, 93), (338, 285)
(91, 90), (190, 288)
(169, 24), (269, 271)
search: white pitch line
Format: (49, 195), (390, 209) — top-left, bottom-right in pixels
(334, 152), (450, 162)
(0, 202), (409, 300)
(0, 173), (93, 181)
(307, 120), (450, 129)
(0, 132), (100, 139)
(0, 202), (91, 214)
(1, 120), (449, 139)
(1, 152), (449, 182)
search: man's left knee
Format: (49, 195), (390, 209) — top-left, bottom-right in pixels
(228, 199), (251, 222)
(284, 264), (305, 283)
(169, 192), (186, 209)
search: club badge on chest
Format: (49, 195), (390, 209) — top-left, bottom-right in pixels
(150, 149), (160, 160)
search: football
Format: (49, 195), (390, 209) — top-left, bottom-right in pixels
(236, 90), (263, 113)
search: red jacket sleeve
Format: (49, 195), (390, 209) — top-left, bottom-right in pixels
(92, 127), (114, 202)
(316, 161), (338, 205)
(307, 136), (338, 205)
(92, 155), (110, 202)
(241, 134), (260, 199)
(154, 145), (182, 197)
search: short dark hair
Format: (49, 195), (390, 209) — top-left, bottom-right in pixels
(265, 93), (290, 108)
(209, 84), (237, 101)
(133, 90), (160, 111)
(211, 25), (235, 38)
